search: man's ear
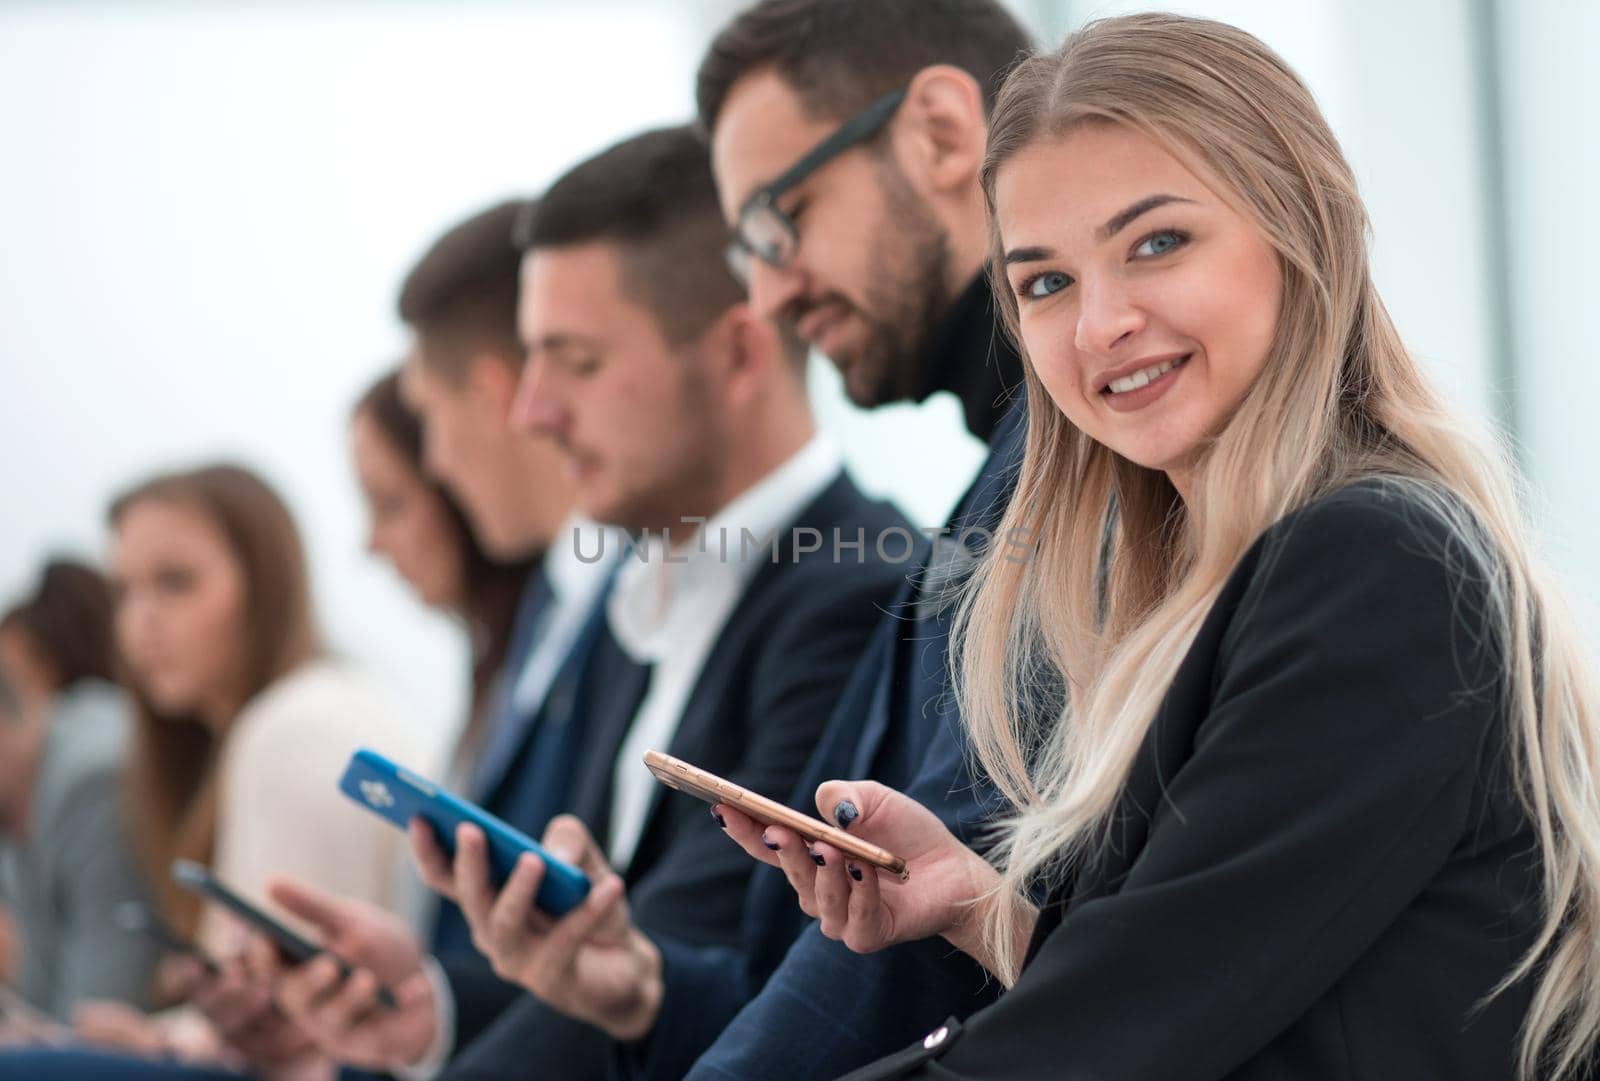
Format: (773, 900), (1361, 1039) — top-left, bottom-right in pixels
(465, 351), (524, 416)
(705, 303), (789, 407)
(892, 64), (988, 200)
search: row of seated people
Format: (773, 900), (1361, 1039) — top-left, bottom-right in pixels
(0, 493), (421, 1050)
(2, 3), (1597, 1080)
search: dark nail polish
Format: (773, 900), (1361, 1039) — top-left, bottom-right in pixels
(711, 808), (726, 828)
(763, 837), (781, 851)
(834, 800), (859, 830)
(810, 848), (826, 867)
(848, 865), (864, 882)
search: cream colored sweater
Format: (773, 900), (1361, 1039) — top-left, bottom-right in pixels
(199, 658), (426, 955)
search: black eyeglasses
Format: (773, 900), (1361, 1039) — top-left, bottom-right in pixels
(725, 88), (907, 286)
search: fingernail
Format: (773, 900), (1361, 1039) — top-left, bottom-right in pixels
(711, 807), (726, 828)
(848, 865), (863, 882)
(834, 800), (859, 830)
(762, 836), (780, 851)
(809, 848), (826, 867)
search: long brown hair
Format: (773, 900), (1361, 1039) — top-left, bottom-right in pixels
(109, 464), (321, 936)
(353, 371), (535, 772)
(956, 14), (1600, 1078)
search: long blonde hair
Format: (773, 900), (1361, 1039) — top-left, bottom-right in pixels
(954, 14), (1600, 1079)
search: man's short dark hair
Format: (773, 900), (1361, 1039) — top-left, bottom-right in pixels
(0, 559), (116, 691)
(697, 0), (1033, 133)
(521, 126), (744, 348)
(397, 200), (528, 381)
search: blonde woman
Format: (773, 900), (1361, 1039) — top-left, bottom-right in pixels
(715, 13), (1600, 1081)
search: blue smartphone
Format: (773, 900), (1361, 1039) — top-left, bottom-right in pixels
(338, 749), (591, 917)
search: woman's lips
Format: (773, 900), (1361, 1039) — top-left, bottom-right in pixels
(1100, 354), (1190, 413)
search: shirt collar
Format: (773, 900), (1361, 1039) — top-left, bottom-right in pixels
(608, 433), (841, 662)
(544, 513), (625, 604)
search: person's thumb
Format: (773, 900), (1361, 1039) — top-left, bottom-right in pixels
(265, 876), (346, 937)
(543, 813), (610, 876)
(815, 779), (896, 835)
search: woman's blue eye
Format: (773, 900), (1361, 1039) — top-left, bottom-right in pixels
(1135, 230), (1186, 257)
(1025, 271), (1071, 298)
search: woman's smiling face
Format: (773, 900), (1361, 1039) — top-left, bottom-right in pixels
(994, 122), (1283, 497)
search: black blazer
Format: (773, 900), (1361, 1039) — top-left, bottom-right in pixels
(440, 470), (915, 1081)
(841, 481), (1543, 1081)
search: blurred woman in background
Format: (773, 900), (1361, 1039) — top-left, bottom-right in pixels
(54, 462), (424, 1072)
(349, 369), (536, 787)
(0, 560), (158, 1022)
(111, 463), (420, 952)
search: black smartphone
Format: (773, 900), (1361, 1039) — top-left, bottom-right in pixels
(113, 901), (222, 976)
(170, 860), (396, 1009)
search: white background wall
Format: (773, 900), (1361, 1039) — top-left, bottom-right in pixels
(1, 1), (1592, 761)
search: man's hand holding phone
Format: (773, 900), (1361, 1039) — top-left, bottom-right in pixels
(409, 814), (664, 1041)
(255, 878), (440, 1072)
(166, 954), (319, 1071)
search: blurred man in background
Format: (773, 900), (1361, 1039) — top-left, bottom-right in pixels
(0, 560), (158, 1024)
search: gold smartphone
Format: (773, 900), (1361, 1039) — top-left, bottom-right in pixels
(643, 749), (908, 880)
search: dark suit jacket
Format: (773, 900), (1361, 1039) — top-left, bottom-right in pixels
(838, 481), (1543, 1081)
(420, 567), (651, 1058)
(439, 470), (914, 1081)
(432, 566), (556, 965)
(633, 402), (1028, 1081)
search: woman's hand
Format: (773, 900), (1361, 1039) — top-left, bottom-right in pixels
(257, 879), (438, 1073)
(716, 780), (1000, 959)
(70, 1000), (170, 1057)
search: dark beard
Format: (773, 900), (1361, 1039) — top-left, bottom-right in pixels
(844, 157), (954, 408)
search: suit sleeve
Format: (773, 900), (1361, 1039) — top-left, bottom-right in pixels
(847, 489), (1507, 1080)
(50, 772), (161, 1015)
(439, 954), (527, 1057)
(682, 724), (1002, 1081)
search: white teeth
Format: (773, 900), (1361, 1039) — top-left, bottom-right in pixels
(1107, 356), (1185, 394)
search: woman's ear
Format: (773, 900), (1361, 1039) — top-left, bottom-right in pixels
(894, 64), (989, 201)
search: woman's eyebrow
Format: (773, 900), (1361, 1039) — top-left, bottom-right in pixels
(1098, 194), (1195, 240)
(1003, 194), (1198, 265)
(1003, 245), (1053, 266)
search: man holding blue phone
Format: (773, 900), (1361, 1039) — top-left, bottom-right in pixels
(251, 126), (912, 1081)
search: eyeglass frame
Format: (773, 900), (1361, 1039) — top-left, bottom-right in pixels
(725, 87), (908, 284)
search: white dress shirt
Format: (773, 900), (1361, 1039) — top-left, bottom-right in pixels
(206, 659), (424, 955)
(605, 434), (842, 870)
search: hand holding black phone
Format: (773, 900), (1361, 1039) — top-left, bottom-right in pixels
(114, 901), (221, 976)
(170, 860), (397, 1009)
